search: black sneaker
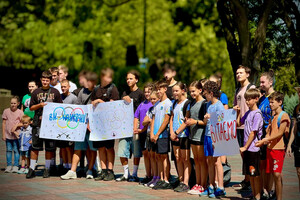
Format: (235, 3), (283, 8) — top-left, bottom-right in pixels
(152, 180), (165, 190)
(26, 168), (35, 179)
(240, 181), (251, 191)
(116, 175), (128, 182)
(176, 183), (189, 192)
(128, 175), (139, 182)
(57, 164), (64, 176)
(95, 169), (107, 181)
(174, 182), (184, 192)
(103, 170), (115, 181)
(140, 176), (152, 185)
(43, 168), (50, 178)
(156, 181), (173, 190)
(77, 168), (86, 178)
(50, 166), (58, 176)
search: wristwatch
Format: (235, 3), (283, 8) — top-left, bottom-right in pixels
(175, 131), (179, 135)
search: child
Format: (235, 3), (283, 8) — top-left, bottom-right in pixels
(163, 64), (177, 100)
(2, 96), (23, 173)
(58, 64), (77, 92)
(170, 82), (191, 192)
(91, 68), (119, 181)
(116, 70), (144, 182)
(200, 81), (226, 198)
(232, 65), (255, 190)
(21, 81), (38, 119)
(12, 115), (32, 174)
(150, 80), (173, 190)
(209, 73), (229, 109)
(49, 67), (62, 93)
(287, 85), (300, 192)
(256, 92), (291, 200)
(185, 80), (208, 195)
(133, 83), (154, 183)
(27, 70), (63, 179)
(61, 71), (98, 180)
(58, 79), (78, 174)
(143, 91), (160, 187)
(236, 88), (264, 200)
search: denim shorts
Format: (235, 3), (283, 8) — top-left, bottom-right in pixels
(204, 135), (214, 157)
(20, 150), (30, 158)
(74, 131), (97, 151)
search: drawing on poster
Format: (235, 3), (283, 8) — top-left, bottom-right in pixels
(40, 103), (88, 141)
(89, 100), (134, 141)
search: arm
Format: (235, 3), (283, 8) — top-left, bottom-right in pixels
(133, 117), (139, 134)
(2, 120), (6, 141)
(21, 105), (24, 112)
(150, 115), (155, 142)
(123, 95), (131, 103)
(30, 102), (47, 111)
(92, 99), (105, 107)
(169, 114), (177, 141)
(142, 115), (151, 127)
(287, 119), (296, 157)
(240, 131), (257, 153)
(224, 104), (229, 110)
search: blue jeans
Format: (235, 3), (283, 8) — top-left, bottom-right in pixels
(6, 139), (20, 167)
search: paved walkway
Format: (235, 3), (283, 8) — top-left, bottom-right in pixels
(0, 120), (299, 199)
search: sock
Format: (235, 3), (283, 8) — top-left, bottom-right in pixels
(123, 165), (129, 178)
(68, 163), (72, 169)
(218, 187), (224, 190)
(50, 158), (55, 166)
(30, 159), (37, 170)
(60, 158), (63, 165)
(45, 160), (51, 169)
(63, 163), (67, 168)
(132, 165), (138, 177)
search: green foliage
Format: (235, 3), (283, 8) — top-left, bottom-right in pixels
(274, 64), (298, 96)
(284, 93), (299, 116)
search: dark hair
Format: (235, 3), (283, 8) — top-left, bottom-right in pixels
(28, 80), (38, 86)
(210, 72), (223, 90)
(261, 70), (275, 86)
(269, 91), (284, 105)
(85, 71), (98, 82)
(162, 63), (176, 73)
(244, 88), (260, 100)
(238, 65), (251, 75)
(189, 80), (203, 90)
(101, 68), (114, 78)
(174, 81), (187, 92)
(156, 79), (168, 89)
(11, 95), (20, 103)
(49, 67), (59, 75)
(203, 81), (220, 98)
(41, 71), (52, 80)
(144, 82), (155, 91)
(127, 70), (140, 81)
(79, 70), (88, 78)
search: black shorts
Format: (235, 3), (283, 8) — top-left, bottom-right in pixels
(139, 132), (147, 152)
(242, 151), (260, 176)
(93, 139), (115, 149)
(260, 144), (267, 160)
(32, 127), (56, 152)
(172, 137), (190, 150)
(293, 145), (300, 167)
(156, 138), (170, 154)
(237, 129), (244, 148)
(190, 140), (203, 146)
(56, 141), (74, 148)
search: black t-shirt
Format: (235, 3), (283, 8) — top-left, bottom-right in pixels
(293, 104), (300, 146)
(91, 83), (119, 102)
(166, 82), (177, 100)
(122, 88), (144, 111)
(30, 87), (63, 126)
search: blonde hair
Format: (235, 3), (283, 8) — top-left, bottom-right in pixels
(244, 88), (260, 100)
(101, 68), (114, 78)
(60, 79), (70, 85)
(58, 65), (68, 73)
(21, 115), (31, 123)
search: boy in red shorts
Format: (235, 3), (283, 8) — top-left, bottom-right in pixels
(256, 91), (290, 200)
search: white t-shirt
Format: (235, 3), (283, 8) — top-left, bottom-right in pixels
(53, 83), (62, 93)
(69, 81), (77, 92)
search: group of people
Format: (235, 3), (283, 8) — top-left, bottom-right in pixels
(2, 64), (300, 200)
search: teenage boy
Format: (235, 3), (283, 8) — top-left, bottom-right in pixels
(233, 65), (255, 190)
(26, 71), (63, 179)
(256, 92), (290, 200)
(150, 80), (173, 190)
(61, 71), (98, 180)
(21, 81), (38, 119)
(73, 70), (88, 96)
(163, 64), (177, 100)
(91, 68), (119, 181)
(58, 65), (77, 92)
(236, 88), (264, 200)
(58, 79), (77, 174)
(49, 67), (62, 93)
(116, 70), (144, 182)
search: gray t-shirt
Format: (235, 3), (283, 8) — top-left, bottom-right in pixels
(62, 93), (77, 104)
(76, 88), (92, 105)
(189, 100), (206, 142)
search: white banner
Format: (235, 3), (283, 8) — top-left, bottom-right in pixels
(88, 100), (134, 141)
(40, 103), (88, 141)
(210, 109), (240, 156)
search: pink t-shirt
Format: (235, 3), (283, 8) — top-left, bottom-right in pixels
(234, 84), (256, 129)
(2, 108), (23, 140)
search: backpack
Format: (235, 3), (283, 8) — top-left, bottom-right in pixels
(172, 99), (191, 117)
(235, 83), (255, 96)
(275, 111), (291, 147)
(84, 83), (115, 105)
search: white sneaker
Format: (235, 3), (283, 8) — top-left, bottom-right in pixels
(86, 170), (93, 179)
(18, 168), (26, 174)
(11, 166), (19, 173)
(24, 168), (29, 174)
(4, 166), (12, 173)
(60, 170), (77, 180)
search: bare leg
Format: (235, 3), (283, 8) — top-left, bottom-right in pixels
(162, 154), (169, 181)
(156, 154), (163, 180)
(207, 156), (215, 187)
(21, 156), (26, 167)
(87, 149), (96, 170)
(66, 147), (73, 165)
(31, 150), (39, 160)
(71, 150), (81, 172)
(150, 151), (158, 177)
(181, 149), (191, 186)
(98, 147), (107, 169)
(173, 146), (183, 181)
(215, 157), (224, 188)
(107, 148), (115, 170)
(273, 172), (282, 200)
(143, 150), (151, 177)
(199, 146), (208, 188)
(192, 145), (201, 185)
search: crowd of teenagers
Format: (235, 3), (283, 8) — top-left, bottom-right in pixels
(2, 64), (300, 200)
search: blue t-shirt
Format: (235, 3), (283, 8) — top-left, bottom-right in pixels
(19, 126), (32, 152)
(219, 92), (228, 105)
(258, 95), (272, 129)
(153, 98), (172, 139)
(205, 100), (225, 137)
(171, 99), (190, 138)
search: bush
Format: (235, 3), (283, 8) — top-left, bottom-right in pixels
(283, 93), (299, 116)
